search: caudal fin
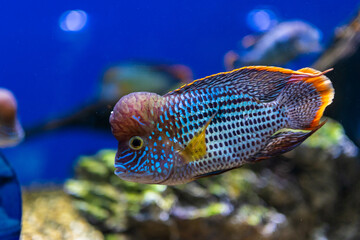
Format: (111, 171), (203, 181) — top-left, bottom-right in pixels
(278, 67), (334, 130)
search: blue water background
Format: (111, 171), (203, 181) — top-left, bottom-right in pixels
(1, 0), (357, 184)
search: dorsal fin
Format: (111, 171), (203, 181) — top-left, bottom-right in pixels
(166, 66), (296, 102)
(165, 66), (330, 103)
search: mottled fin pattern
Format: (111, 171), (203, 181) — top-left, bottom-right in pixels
(278, 68), (334, 129)
(167, 66), (294, 102)
(248, 122), (325, 162)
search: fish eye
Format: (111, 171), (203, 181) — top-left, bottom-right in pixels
(129, 136), (143, 150)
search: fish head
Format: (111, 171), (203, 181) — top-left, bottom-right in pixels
(110, 92), (176, 184)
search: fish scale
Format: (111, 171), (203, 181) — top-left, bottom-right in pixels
(110, 66), (334, 185)
(161, 87), (285, 182)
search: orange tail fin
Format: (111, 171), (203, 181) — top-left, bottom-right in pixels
(279, 67), (334, 130)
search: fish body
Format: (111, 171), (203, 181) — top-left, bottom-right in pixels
(110, 66), (334, 185)
(225, 21), (322, 70)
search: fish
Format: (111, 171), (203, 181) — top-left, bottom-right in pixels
(101, 61), (193, 102)
(225, 21), (323, 70)
(0, 88), (24, 147)
(109, 66), (334, 185)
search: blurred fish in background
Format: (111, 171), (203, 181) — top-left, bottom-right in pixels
(25, 61), (193, 136)
(225, 9), (323, 70)
(101, 61), (193, 101)
(313, 9), (360, 146)
(0, 89), (24, 147)
(0, 88), (23, 240)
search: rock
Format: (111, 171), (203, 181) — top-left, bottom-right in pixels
(64, 118), (360, 240)
(21, 187), (104, 240)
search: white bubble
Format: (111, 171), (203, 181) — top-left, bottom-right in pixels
(247, 8), (277, 32)
(59, 10), (88, 32)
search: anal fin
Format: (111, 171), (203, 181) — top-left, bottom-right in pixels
(194, 167), (238, 180)
(248, 121), (325, 162)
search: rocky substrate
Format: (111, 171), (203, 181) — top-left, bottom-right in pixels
(21, 187), (103, 240)
(60, 118), (360, 240)
(21, 118), (360, 240)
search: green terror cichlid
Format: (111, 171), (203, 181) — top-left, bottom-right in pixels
(109, 66), (334, 185)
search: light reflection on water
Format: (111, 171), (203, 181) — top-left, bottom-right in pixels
(59, 10), (88, 32)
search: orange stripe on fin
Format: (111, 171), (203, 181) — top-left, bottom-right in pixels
(170, 65), (300, 93)
(290, 67), (334, 129)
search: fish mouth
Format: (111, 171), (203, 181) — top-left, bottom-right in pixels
(115, 168), (153, 178)
(114, 163), (127, 175)
(117, 173), (155, 184)
(114, 160), (175, 184)
(114, 164), (155, 183)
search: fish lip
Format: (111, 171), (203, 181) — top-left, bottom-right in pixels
(114, 163), (127, 175)
(114, 164), (153, 178)
(115, 170), (155, 183)
(114, 159), (175, 184)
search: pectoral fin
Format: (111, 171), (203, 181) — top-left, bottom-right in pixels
(179, 110), (218, 163)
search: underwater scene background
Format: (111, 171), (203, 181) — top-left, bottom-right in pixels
(1, 0), (360, 239)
